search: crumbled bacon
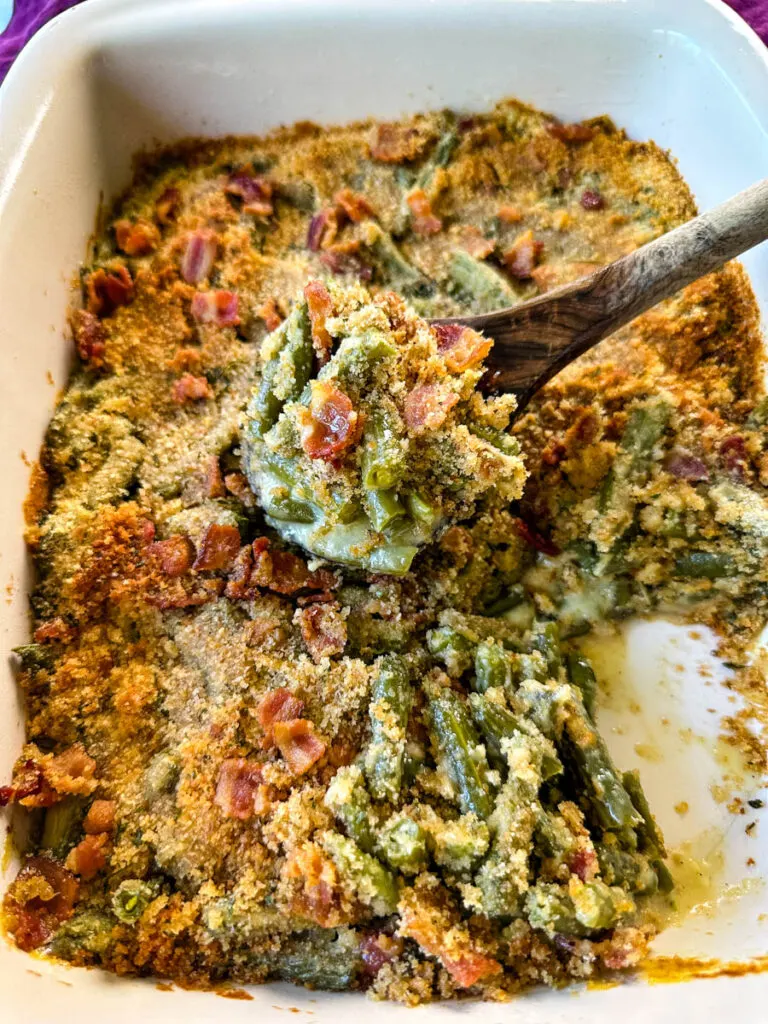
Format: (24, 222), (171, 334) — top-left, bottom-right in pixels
(258, 687), (305, 747)
(580, 189), (605, 211)
(497, 204), (523, 224)
(257, 296), (285, 332)
(224, 471), (256, 508)
(225, 539), (335, 600)
(180, 230), (218, 284)
(360, 932), (404, 977)
(399, 898), (502, 988)
(273, 720), (326, 775)
(191, 289), (240, 327)
(442, 952), (503, 988)
(3, 856), (79, 951)
(85, 265), (134, 317)
(296, 601), (347, 662)
(319, 245), (373, 280)
(502, 230), (544, 279)
(225, 171), (274, 216)
(403, 383), (459, 433)
(65, 833), (109, 880)
(149, 535), (195, 577)
(407, 189), (442, 236)
(114, 217), (160, 256)
(513, 516), (560, 556)
(0, 745), (98, 810)
(214, 759), (268, 820)
(203, 455), (226, 499)
(369, 123), (426, 163)
(307, 208), (340, 252)
(458, 225), (494, 259)
(34, 617), (76, 644)
(70, 309), (106, 367)
(83, 799), (116, 834)
(569, 845), (599, 883)
(171, 373), (213, 404)
(433, 322), (493, 372)
(299, 381), (362, 462)
(145, 577), (224, 610)
(720, 435), (749, 480)
(192, 524), (242, 572)
(0, 760), (49, 808)
(335, 188), (375, 222)
(665, 449), (710, 483)
(304, 280), (334, 363)
(155, 186), (181, 225)
(546, 120), (595, 143)
(284, 842), (344, 927)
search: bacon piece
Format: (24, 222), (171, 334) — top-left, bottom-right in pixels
(433, 322), (493, 372)
(114, 217), (160, 256)
(258, 687), (305, 747)
(273, 719), (326, 775)
(403, 383), (459, 433)
(665, 449), (710, 483)
(360, 932), (404, 977)
(307, 208), (341, 252)
(513, 516), (560, 556)
(546, 120), (595, 143)
(569, 846), (599, 883)
(299, 381), (362, 461)
(442, 952), (503, 988)
(304, 280), (334, 363)
(0, 760), (49, 808)
(225, 539), (336, 600)
(720, 435), (749, 480)
(203, 455), (226, 499)
(192, 524), (242, 572)
(70, 309), (106, 367)
(180, 230), (218, 284)
(145, 577), (224, 610)
(155, 186), (181, 225)
(214, 758), (267, 820)
(257, 296), (285, 332)
(399, 896), (502, 989)
(319, 245), (373, 280)
(407, 189), (442, 236)
(497, 204), (523, 224)
(224, 471), (256, 508)
(580, 189), (605, 211)
(83, 799), (116, 834)
(225, 171), (274, 216)
(369, 123), (427, 163)
(296, 601), (347, 662)
(459, 225), (494, 259)
(334, 188), (375, 222)
(85, 266), (134, 317)
(502, 230), (544, 280)
(284, 841), (344, 927)
(65, 833), (109, 880)
(191, 289), (240, 327)
(149, 535), (195, 577)
(3, 856), (79, 951)
(34, 617), (76, 644)
(171, 373), (213, 404)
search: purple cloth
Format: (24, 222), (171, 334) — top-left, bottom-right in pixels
(0, 0), (767, 83)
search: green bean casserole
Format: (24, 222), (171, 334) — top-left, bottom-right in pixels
(1, 98), (767, 1004)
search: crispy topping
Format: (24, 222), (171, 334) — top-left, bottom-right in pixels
(65, 833), (109, 880)
(114, 218), (160, 256)
(296, 601), (347, 662)
(155, 186), (181, 225)
(3, 856), (78, 951)
(403, 383), (459, 433)
(283, 842), (344, 927)
(83, 799), (117, 834)
(304, 280), (334, 363)
(171, 373), (214, 404)
(257, 296), (285, 332)
(546, 120), (596, 143)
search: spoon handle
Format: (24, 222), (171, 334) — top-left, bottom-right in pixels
(455, 177), (768, 408)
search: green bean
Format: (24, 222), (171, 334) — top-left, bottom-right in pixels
(250, 303), (313, 438)
(448, 250), (517, 311)
(525, 882), (588, 937)
(321, 831), (399, 916)
(621, 399), (672, 468)
(378, 815), (429, 874)
(263, 492), (316, 524)
(365, 654), (412, 802)
(428, 691), (493, 819)
(673, 551), (735, 580)
(426, 625), (475, 676)
(747, 395), (768, 428)
(622, 770), (666, 856)
(474, 640), (513, 694)
(49, 910), (114, 959)
(270, 929), (362, 990)
(427, 813), (490, 873)
(566, 651), (598, 720)
(515, 650), (550, 684)
(530, 622), (562, 675)
(361, 407), (405, 490)
(111, 879), (159, 923)
(562, 696), (642, 833)
(324, 765), (375, 853)
(513, 680), (566, 740)
(596, 841), (658, 895)
(652, 858), (675, 894)
(568, 539), (599, 573)
(13, 644), (55, 672)
(484, 585), (526, 617)
(364, 224), (435, 298)
(41, 797), (84, 858)
(415, 128), (459, 189)
(468, 423), (521, 457)
(469, 692), (562, 779)
(406, 491), (440, 529)
(364, 487), (406, 532)
(569, 878), (623, 931)
(367, 543), (419, 575)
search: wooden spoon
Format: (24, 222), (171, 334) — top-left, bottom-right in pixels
(431, 177), (768, 415)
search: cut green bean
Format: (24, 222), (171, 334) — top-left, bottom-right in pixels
(263, 492), (317, 524)
(111, 879), (159, 923)
(144, 752), (180, 803)
(364, 487), (406, 532)
(427, 625), (475, 676)
(364, 224), (435, 297)
(361, 407), (406, 490)
(270, 929), (363, 990)
(673, 551), (736, 580)
(378, 815), (429, 874)
(448, 250), (518, 311)
(41, 797), (84, 858)
(566, 651), (598, 720)
(13, 644), (55, 672)
(364, 654), (412, 802)
(324, 765), (375, 853)
(406, 491), (440, 528)
(473, 640), (513, 694)
(530, 622), (562, 675)
(484, 585), (526, 617)
(321, 831), (399, 916)
(596, 841), (659, 895)
(622, 769), (666, 856)
(427, 812), (490, 873)
(428, 691), (493, 819)
(49, 910), (114, 958)
(469, 691), (561, 779)
(468, 422), (521, 457)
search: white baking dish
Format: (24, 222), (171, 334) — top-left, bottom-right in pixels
(1, 0), (767, 1020)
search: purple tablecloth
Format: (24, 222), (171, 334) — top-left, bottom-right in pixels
(1, 0), (767, 82)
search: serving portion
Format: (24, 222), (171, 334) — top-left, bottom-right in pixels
(1, 98), (766, 1004)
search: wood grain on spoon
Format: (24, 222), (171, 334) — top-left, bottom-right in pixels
(431, 177), (768, 414)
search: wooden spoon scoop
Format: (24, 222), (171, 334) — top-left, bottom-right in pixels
(432, 177), (768, 415)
